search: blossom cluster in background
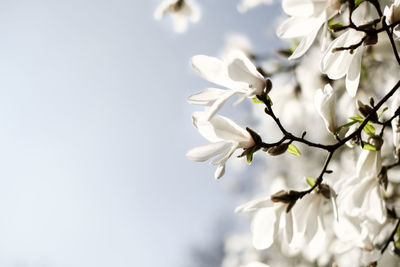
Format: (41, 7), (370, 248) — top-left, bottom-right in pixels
(155, 0), (400, 266)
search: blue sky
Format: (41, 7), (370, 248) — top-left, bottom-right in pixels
(0, 1), (280, 266)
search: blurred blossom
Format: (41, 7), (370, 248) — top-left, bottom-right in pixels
(154, 0), (200, 33)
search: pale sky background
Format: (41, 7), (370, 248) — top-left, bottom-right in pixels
(0, 1), (280, 266)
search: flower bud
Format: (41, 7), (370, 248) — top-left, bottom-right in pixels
(268, 143), (289, 156)
(368, 136), (384, 150)
(271, 189), (302, 203)
(357, 100), (378, 123)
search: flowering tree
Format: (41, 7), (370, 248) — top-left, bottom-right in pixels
(156, 0), (400, 266)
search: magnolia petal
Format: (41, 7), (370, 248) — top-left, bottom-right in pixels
(347, 178), (373, 217)
(321, 30), (361, 79)
(211, 142), (237, 165)
(191, 55), (234, 89)
(283, 211), (294, 245)
(186, 142), (230, 162)
(282, 0), (314, 16)
(293, 194), (319, 244)
(314, 83), (337, 133)
(226, 50), (265, 95)
(277, 17), (317, 39)
(345, 48), (364, 97)
(366, 183), (386, 224)
(235, 198), (274, 213)
(153, 0), (176, 20)
(205, 90), (239, 120)
(356, 150), (382, 178)
(171, 12), (189, 33)
(320, 21), (329, 51)
(288, 17), (324, 60)
(188, 88), (240, 121)
(187, 88), (229, 105)
(186, 0), (201, 22)
(251, 207), (279, 249)
(192, 112), (253, 146)
(214, 164), (225, 179)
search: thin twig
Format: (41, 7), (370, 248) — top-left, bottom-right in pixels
(381, 218), (400, 254)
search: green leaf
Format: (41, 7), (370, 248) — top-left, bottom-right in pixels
(252, 97), (263, 104)
(363, 124), (376, 135)
(349, 115), (364, 123)
(363, 143), (377, 151)
(245, 146), (259, 163)
(379, 107), (388, 118)
(246, 151), (253, 163)
(395, 225), (400, 247)
(306, 177), (316, 187)
(290, 41), (299, 54)
(336, 120), (358, 133)
(328, 22), (344, 31)
(287, 144), (301, 156)
(349, 115), (376, 135)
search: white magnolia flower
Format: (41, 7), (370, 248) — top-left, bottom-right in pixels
(221, 33), (253, 59)
(314, 83), (337, 133)
(154, 0), (200, 33)
(186, 112), (255, 179)
(237, 0), (273, 13)
(291, 193), (327, 248)
(237, 191), (328, 251)
(235, 197), (294, 250)
(277, 0), (341, 59)
(332, 218), (385, 266)
(321, 29), (366, 97)
(338, 150), (387, 224)
(384, 0), (400, 38)
(189, 50), (266, 120)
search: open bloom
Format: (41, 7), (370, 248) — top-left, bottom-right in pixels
(154, 0), (200, 33)
(314, 83), (337, 133)
(236, 191), (328, 250)
(291, 193), (327, 248)
(277, 0), (341, 59)
(189, 50), (266, 120)
(321, 29), (366, 97)
(384, 0), (400, 38)
(237, 0), (273, 13)
(235, 197), (294, 250)
(186, 112), (255, 179)
(338, 150), (386, 224)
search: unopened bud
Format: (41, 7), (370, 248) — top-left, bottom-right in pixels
(268, 143), (289, 156)
(357, 100), (378, 122)
(271, 189), (302, 203)
(368, 136), (383, 150)
(265, 79), (272, 95)
(246, 127), (262, 145)
(319, 184), (331, 199)
(364, 33), (378, 46)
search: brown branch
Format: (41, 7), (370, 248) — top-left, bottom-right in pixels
(381, 218), (400, 254)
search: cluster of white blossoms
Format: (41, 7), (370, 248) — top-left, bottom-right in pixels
(155, 0), (400, 266)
